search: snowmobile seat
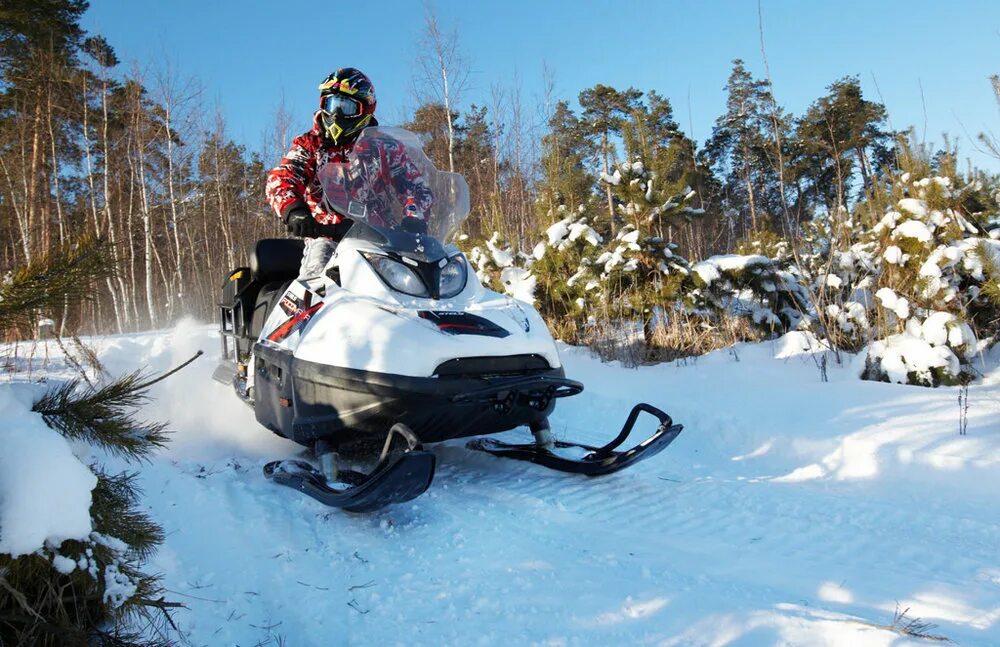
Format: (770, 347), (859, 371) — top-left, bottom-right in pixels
(252, 238), (305, 283)
(250, 280), (292, 340)
(220, 267), (257, 338)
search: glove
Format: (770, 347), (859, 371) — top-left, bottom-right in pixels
(399, 196), (427, 234)
(285, 207), (319, 237)
(399, 217), (427, 234)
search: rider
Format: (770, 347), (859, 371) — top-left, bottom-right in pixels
(265, 68), (433, 279)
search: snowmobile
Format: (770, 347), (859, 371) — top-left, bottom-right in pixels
(213, 127), (683, 512)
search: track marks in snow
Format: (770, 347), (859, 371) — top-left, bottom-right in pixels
(427, 420), (1000, 645)
(55, 326), (1000, 645)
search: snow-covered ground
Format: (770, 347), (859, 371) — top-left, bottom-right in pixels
(4, 320), (1000, 646)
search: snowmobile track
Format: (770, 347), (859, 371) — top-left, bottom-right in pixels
(439, 438), (1000, 611)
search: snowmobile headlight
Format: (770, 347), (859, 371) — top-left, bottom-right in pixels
(362, 253), (430, 297)
(439, 255), (468, 298)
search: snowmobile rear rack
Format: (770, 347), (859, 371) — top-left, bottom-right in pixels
(466, 403), (683, 477)
(263, 423), (436, 512)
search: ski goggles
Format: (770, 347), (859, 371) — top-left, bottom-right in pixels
(320, 94), (362, 117)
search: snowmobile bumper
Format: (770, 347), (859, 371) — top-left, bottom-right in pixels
(253, 343), (579, 448)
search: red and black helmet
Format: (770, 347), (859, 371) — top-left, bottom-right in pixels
(318, 68), (376, 145)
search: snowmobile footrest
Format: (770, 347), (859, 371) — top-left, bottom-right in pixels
(263, 450), (436, 513)
(466, 403), (682, 476)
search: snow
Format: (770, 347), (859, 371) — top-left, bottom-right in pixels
(4, 324), (1000, 645)
(567, 220), (602, 247)
(52, 553), (78, 574)
(920, 257), (943, 278)
(893, 219), (933, 243)
(545, 218), (571, 245)
(692, 254), (772, 286)
(619, 228), (640, 245)
(897, 197), (929, 217)
(0, 384), (97, 557)
(921, 311), (956, 346)
(874, 287), (910, 320)
(499, 267), (536, 304)
(692, 260), (721, 285)
(870, 332), (960, 384)
(600, 169), (622, 186)
(489, 246), (513, 268)
(882, 245), (905, 265)
(708, 253), (769, 272)
(103, 562), (138, 609)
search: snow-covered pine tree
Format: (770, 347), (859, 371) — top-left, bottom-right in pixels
(1, 236), (183, 645)
(801, 140), (1000, 386)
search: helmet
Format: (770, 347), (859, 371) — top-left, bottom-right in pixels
(318, 68), (376, 145)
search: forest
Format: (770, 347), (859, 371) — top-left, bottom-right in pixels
(2, 1), (1000, 378)
(5, 2), (1000, 645)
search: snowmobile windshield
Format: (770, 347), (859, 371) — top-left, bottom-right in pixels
(317, 127), (470, 247)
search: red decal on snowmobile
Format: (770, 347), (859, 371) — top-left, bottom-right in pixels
(267, 302), (322, 343)
(437, 323), (487, 331)
(279, 294), (303, 316)
(417, 311), (510, 338)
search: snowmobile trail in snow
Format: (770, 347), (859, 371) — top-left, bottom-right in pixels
(17, 324), (1000, 646)
(151, 440), (999, 646)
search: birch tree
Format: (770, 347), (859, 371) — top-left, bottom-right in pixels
(415, 3), (468, 174)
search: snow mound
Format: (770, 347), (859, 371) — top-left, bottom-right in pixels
(0, 384), (97, 557)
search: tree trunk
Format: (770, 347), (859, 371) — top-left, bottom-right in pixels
(131, 94), (158, 328)
(102, 74), (129, 331)
(602, 130), (616, 235)
(441, 65), (455, 174)
(164, 105), (186, 307)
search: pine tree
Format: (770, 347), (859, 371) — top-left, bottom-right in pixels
(537, 100), (595, 218)
(1, 233), (187, 644)
(0, 235), (113, 338)
(795, 76), (894, 213)
(703, 60), (792, 238)
(404, 102), (458, 172)
(578, 84), (643, 231)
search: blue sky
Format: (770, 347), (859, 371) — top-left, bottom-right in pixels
(83, 0), (1000, 170)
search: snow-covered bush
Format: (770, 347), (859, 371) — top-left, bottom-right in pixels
(859, 181), (995, 385)
(466, 232), (537, 304)
(0, 368), (176, 645)
(463, 181), (808, 356)
(1, 240), (178, 644)
(687, 253), (810, 333)
(523, 206), (610, 330)
(800, 152), (1000, 386)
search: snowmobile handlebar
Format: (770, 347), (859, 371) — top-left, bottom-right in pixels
(313, 217), (426, 242)
(313, 221), (354, 241)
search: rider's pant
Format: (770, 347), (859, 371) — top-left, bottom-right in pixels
(299, 237), (337, 280)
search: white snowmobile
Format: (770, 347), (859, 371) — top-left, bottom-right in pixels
(214, 127), (683, 512)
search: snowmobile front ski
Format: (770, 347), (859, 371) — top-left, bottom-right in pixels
(263, 424), (436, 512)
(466, 403), (683, 477)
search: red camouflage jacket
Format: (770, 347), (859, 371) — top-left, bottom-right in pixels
(265, 114), (432, 228)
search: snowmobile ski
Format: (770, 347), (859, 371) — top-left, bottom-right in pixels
(263, 424), (436, 512)
(466, 403), (683, 477)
